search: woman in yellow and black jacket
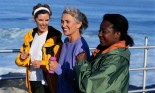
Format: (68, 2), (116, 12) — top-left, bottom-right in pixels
(15, 26), (62, 93)
(15, 3), (62, 93)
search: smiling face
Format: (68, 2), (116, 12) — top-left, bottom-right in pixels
(98, 20), (121, 47)
(61, 13), (81, 37)
(34, 13), (50, 34)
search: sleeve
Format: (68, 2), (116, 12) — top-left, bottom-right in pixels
(41, 33), (63, 72)
(53, 43), (63, 75)
(54, 64), (62, 75)
(15, 30), (33, 67)
(74, 55), (129, 93)
(15, 43), (30, 67)
(51, 35), (63, 75)
(40, 43), (62, 67)
(53, 33), (62, 60)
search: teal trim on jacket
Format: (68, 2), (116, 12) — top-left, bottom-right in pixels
(74, 48), (130, 93)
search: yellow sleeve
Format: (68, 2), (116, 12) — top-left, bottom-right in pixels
(15, 53), (30, 67)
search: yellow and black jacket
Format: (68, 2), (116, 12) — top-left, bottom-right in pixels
(15, 26), (62, 93)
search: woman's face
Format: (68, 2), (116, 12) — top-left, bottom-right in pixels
(35, 13), (50, 33)
(61, 13), (81, 36)
(98, 20), (120, 47)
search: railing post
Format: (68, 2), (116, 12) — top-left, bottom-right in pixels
(143, 37), (148, 93)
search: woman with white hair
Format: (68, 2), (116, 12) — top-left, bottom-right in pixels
(49, 7), (90, 93)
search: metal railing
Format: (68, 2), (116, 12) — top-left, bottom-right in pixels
(128, 37), (155, 93)
(0, 37), (155, 93)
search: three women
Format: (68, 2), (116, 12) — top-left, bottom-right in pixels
(16, 3), (134, 93)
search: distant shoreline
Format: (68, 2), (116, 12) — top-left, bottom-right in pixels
(0, 72), (25, 80)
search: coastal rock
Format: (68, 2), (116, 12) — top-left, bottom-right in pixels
(0, 72), (28, 93)
(0, 87), (28, 93)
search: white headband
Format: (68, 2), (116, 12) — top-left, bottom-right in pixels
(33, 7), (50, 16)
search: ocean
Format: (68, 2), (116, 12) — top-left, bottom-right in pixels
(0, 0), (155, 88)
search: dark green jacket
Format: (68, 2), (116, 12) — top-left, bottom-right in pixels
(74, 48), (130, 93)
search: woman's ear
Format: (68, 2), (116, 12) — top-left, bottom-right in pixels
(77, 22), (82, 29)
(115, 32), (121, 39)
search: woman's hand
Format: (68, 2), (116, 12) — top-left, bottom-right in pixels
(20, 51), (29, 60)
(48, 61), (58, 70)
(31, 60), (41, 68)
(76, 51), (87, 62)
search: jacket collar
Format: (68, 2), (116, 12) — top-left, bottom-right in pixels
(101, 40), (127, 54)
(102, 41), (130, 61)
(33, 26), (61, 40)
(33, 26), (62, 47)
(24, 26), (61, 47)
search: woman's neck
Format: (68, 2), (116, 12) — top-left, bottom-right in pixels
(68, 32), (81, 43)
(38, 30), (47, 36)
